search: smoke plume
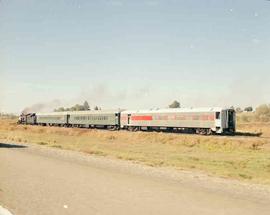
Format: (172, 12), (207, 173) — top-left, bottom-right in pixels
(22, 99), (61, 114)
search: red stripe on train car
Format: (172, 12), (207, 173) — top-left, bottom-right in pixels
(175, 116), (187, 120)
(200, 115), (209, 121)
(192, 115), (200, 120)
(131, 116), (153, 121)
(208, 115), (215, 121)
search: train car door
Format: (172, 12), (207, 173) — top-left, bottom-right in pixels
(228, 110), (235, 132)
(215, 111), (222, 131)
(67, 114), (70, 125)
(128, 114), (131, 125)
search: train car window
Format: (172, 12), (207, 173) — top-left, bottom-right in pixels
(216, 112), (220, 119)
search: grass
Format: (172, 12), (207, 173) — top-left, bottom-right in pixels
(0, 119), (270, 184)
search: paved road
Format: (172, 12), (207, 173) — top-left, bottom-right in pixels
(0, 142), (270, 215)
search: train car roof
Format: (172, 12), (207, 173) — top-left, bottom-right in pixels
(36, 112), (69, 116)
(67, 109), (121, 115)
(121, 107), (229, 114)
(36, 109), (122, 116)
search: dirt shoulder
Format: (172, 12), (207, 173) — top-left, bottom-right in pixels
(1, 142), (270, 215)
(1, 119), (270, 185)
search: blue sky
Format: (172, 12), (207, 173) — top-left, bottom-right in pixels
(0, 0), (270, 113)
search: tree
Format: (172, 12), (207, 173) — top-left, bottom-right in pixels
(256, 104), (270, 115)
(54, 101), (97, 112)
(244, 106), (253, 112)
(54, 107), (65, 112)
(76, 104), (85, 111)
(235, 107), (243, 113)
(70, 106), (76, 111)
(69, 104), (81, 111)
(169, 100), (180, 108)
(83, 101), (90, 110)
(94, 106), (99, 110)
(255, 104), (270, 122)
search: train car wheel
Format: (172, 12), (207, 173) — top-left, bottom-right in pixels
(196, 128), (208, 135)
(206, 129), (212, 135)
(108, 125), (117, 131)
(201, 129), (207, 135)
(133, 127), (140, 132)
(127, 126), (133, 131)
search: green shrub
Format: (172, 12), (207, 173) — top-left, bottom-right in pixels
(255, 104), (270, 122)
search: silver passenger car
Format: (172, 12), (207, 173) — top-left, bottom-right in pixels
(121, 107), (235, 134)
(68, 110), (121, 129)
(36, 112), (69, 126)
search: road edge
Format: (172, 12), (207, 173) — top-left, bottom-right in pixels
(1, 140), (270, 202)
(0, 206), (13, 215)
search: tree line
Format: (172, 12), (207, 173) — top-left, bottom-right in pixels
(237, 104), (270, 122)
(54, 100), (181, 112)
(235, 106), (253, 113)
(53, 100), (267, 116)
(54, 101), (101, 112)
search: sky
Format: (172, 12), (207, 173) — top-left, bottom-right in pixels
(0, 0), (270, 113)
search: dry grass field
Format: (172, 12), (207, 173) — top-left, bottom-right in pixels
(1, 118), (270, 184)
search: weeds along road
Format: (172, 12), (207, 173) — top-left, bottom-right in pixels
(0, 142), (270, 215)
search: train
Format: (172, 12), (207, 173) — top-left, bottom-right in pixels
(18, 107), (236, 135)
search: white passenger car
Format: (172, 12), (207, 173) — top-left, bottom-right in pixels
(120, 107), (235, 134)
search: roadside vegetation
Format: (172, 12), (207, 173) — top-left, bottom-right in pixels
(0, 116), (270, 185)
(237, 104), (270, 123)
(0, 113), (17, 119)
